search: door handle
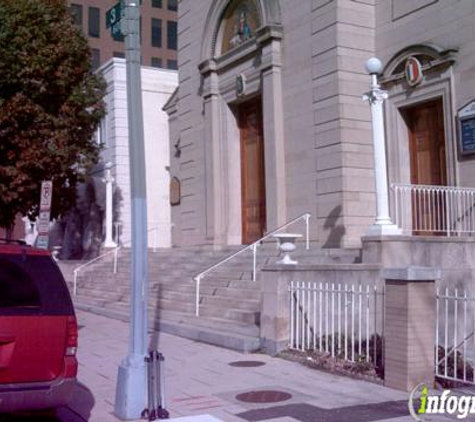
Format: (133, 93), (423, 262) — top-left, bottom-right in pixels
(0, 335), (15, 345)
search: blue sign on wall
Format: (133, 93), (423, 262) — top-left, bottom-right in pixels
(458, 101), (475, 156)
(460, 118), (475, 154)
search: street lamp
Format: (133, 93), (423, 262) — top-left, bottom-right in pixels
(363, 57), (401, 236)
(114, 0), (149, 419)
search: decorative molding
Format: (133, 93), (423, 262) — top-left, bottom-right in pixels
(380, 44), (457, 87)
(199, 0), (282, 64)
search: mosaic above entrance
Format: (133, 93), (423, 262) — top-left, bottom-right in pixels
(220, 0), (260, 54)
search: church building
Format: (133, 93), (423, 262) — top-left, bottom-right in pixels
(165, 0), (475, 249)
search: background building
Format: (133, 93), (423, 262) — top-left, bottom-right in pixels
(67, 0), (178, 71)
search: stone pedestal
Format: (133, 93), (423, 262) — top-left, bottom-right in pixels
(260, 266), (294, 355)
(382, 267), (441, 391)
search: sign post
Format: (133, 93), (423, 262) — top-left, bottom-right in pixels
(114, 1), (150, 419)
(36, 181), (53, 249)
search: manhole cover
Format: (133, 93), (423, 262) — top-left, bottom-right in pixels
(228, 361), (266, 367)
(235, 390), (292, 404)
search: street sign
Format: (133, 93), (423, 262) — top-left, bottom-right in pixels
(37, 180), (53, 250)
(40, 181), (53, 209)
(37, 211), (51, 234)
(111, 21), (124, 41)
(36, 235), (49, 250)
(106, 2), (122, 29)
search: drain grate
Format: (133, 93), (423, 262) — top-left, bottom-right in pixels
(228, 361), (266, 368)
(235, 390), (292, 404)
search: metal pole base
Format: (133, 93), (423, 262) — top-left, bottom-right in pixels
(141, 407), (170, 420)
(114, 355), (147, 420)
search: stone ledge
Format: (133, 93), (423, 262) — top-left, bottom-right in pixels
(263, 263), (382, 272)
(382, 266), (442, 281)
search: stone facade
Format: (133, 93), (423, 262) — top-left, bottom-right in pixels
(100, 58), (178, 247)
(166, 0), (475, 249)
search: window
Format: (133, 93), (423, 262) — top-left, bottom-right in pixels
(0, 258), (40, 309)
(152, 0), (162, 7)
(151, 57), (163, 68)
(113, 51), (125, 58)
(70, 4), (83, 27)
(167, 0), (178, 11)
(167, 59), (178, 70)
(91, 48), (100, 71)
(167, 21), (177, 50)
(88, 7), (100, 38)
(151, 18), (162, 47)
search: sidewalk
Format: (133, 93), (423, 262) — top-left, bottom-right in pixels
(61, 310), (451, 422)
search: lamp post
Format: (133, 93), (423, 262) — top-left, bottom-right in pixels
(114, 0), (149, 419)
(103, 162), (117, 248)
(363, 58), (401, 236)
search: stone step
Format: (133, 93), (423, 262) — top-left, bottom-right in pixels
(157, 283), (261, 299)
(73, 298), (260, 352)
(73, 293), (259, 325)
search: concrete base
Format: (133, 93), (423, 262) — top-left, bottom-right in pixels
(260, 338), (288, 356)
(114, 354), (147, 420)
(366, 223), (402, 237)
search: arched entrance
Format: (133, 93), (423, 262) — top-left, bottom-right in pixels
(199, 0), (286, 245)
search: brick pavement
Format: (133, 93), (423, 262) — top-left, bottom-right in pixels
(62, 310), (453, 422)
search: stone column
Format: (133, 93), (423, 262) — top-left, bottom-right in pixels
(363, 58), (401, 236)
(258, 26), (287, 230)
(200, 60), (225, 246)
(103, 162), (117, 248)
(382, 266), (441, 391)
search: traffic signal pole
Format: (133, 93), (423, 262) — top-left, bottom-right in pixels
(114, 0), (149, 418)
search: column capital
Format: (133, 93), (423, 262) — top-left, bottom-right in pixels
(363, 87), (388, 105)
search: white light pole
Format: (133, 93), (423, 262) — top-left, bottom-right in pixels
(103, 162), (117, 248)
(363, 58), (401, 236)
(114, 0), (149, 419)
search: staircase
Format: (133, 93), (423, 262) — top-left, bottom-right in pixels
(59, 242), (361, 353)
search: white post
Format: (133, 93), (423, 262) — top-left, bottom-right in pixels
(305, 214), (310, 250)
(363, 58), (401, 236)
(195, 276), (201, 317)
(252, 244), (257, 282)
(104, 162), (117, 248)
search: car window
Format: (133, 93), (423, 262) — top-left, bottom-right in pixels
(0, 258), (41, 309)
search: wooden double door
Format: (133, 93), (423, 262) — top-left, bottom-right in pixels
(238, 98), (266, 244)
(404, 99), (447, 234)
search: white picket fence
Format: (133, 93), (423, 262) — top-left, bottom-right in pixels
(436, 287), (475, 385)
(289, 281), (384, 368)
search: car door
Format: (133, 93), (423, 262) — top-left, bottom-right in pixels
(0, 250), (70, 383)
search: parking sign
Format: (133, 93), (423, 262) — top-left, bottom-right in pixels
(40, 181), (53, 209)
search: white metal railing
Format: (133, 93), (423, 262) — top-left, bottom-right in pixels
(72, 224), (161, 296)
(289, 281), (384, 370)
(193, 212), (311, 316)
(436, 287), (475, 385)
(391, 183), (475, 236)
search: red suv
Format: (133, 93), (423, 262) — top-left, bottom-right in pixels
(0, 242), (78, 413)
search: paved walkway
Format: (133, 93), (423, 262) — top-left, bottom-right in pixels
(52, 310), (453, 422)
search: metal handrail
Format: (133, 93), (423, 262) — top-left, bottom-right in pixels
(193, 212), (311, 316)
(72, 225), (161, 296)
(391, 183), (475, 236)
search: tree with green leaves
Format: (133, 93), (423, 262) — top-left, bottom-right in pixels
(0, 0), (106, 229)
